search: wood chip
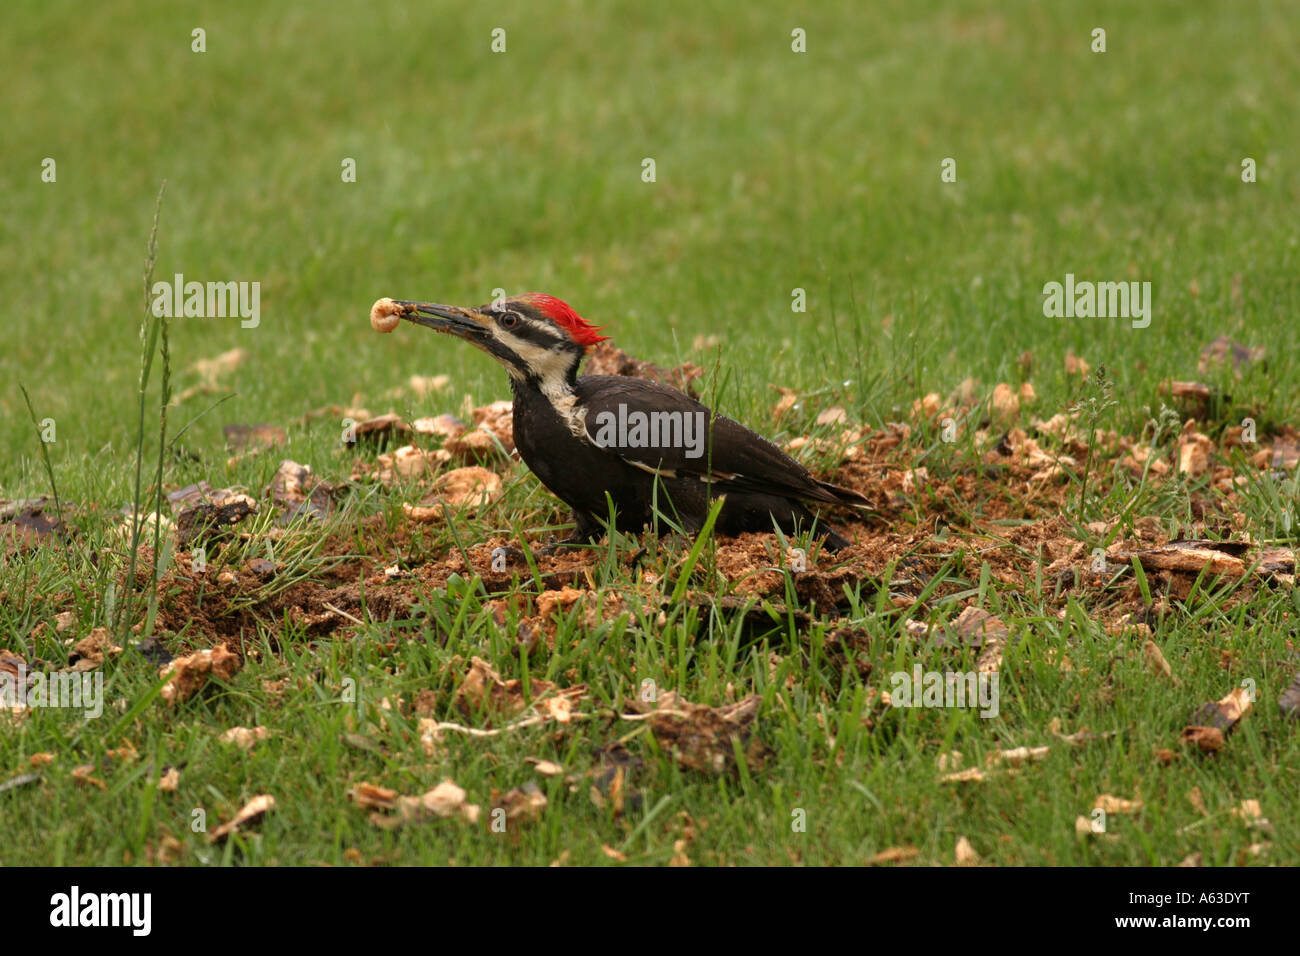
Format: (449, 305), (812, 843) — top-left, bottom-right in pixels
(868, 845), (919, 865)
(1143, 640), (1176, 682)
(954, 836), (979, 865)
(1093, 794), (1142, 814)
(209, 794), (275, 843)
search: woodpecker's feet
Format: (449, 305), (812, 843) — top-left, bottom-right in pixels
(535, 533), (595, 556)
(531, 511), (604, 555)
(654, 531), (695, 552)
(494, 545), (536, 565)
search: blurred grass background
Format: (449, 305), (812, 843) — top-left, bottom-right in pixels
(2, 0), (1297, 495)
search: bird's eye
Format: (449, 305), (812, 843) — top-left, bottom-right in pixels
(500, 312), (519, 328)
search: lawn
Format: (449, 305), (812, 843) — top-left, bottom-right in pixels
(1, 0), (1297, 866)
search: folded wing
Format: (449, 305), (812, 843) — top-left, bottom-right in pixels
(576, 376), (868, 507)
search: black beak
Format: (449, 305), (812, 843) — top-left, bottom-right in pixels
(391, 301), (491, 339)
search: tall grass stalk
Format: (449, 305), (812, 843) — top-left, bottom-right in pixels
(17, 384), (83, 602)
(121, 180), (168, 638)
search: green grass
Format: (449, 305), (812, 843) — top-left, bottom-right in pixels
(2, 0), (1298, 865)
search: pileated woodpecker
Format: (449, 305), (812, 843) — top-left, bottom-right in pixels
(375, 294), (867, 549)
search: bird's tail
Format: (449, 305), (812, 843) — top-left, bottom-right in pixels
(817, 479), (871, 509)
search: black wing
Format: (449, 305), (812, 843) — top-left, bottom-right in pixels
(574, 375), (866, 507)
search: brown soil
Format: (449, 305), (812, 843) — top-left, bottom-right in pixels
(134, 414), (1296, 656)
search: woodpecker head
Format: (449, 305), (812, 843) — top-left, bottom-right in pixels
(391, 293), (607, 390)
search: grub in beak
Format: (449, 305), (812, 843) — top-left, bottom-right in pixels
(370, 297), (410, 333)
(390, 303), (488, 340)
(371, 299), (491, 340)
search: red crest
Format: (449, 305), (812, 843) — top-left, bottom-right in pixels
(523, 294), (608, 347)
